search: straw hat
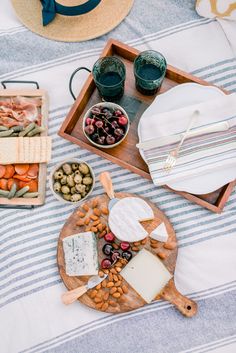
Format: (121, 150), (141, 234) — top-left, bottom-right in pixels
(11, 0), (134, 42)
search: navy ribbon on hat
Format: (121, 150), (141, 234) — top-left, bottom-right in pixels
(41, 0), (101, 26)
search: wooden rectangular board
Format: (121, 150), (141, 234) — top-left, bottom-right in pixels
(58, 39), (235, 213)
(0, 88), (49, 206)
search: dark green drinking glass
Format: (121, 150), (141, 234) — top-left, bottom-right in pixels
(134, 50), (167, 95)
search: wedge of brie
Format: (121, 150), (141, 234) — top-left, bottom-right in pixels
(108, 197), (154, 242)
(150, 222), (169, 243)
(121, 249), (172, 303)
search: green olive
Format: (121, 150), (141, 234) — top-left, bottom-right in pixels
(62, 163), (72, 175)
(75, 184), (86, 193)
(61, 185), (70, 194)
(85, 185), (91, 192)
(63, 194), (72, 201)
(74, 174), (82, 184)
(54, 169), (64, 180)
(79, 163), (89, 175)
(71, 187), (77, 194)
(53, 182), (61, 193)
(72, 163), (79, 171)
(83, 176), (93, 185)
(74, 170), (82, 176)
(67, 175), (75, 187)
(71, 193), (82, 202)
(60, 175), (67, 185)
(81, 191), (87, 198)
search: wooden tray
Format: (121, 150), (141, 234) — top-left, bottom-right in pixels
(58, 39), (235, 213)
(0, 85), (48, 207)
(57, 193), (197, 316)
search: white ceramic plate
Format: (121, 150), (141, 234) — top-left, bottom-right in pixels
(138, 83), (235, 194)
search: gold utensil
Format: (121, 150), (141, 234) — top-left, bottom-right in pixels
(163, 110), (199, 173)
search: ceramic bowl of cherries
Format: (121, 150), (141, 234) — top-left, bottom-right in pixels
(83, 102), (130, 148)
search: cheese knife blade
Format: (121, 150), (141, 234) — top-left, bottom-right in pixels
(87, 274), (107, 289)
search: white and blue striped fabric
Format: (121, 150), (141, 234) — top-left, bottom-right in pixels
(0, 1), (236, 353)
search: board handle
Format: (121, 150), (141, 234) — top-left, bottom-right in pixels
(99, 172), (115, 200)
(61, 285), (87, 305)
(161, 279), (197, 317)
(1, 80), (39, 89)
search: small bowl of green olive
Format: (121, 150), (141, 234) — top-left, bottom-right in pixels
(49, 159), (95, 204)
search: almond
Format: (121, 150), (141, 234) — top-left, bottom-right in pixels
(90, 214), (98, 221)
(95, 302), (103, 309)
(141, 237), (147, 245)
(107, 281), (115, 288)
(82, 204), (89, 212)
(151, 243), (159, 249)
(103, 269), (109, 274)
(110, 287), (117, 295)
(92, 220), (100, 227)
(115, 281), (122, 287)
(92, 199), (98, 208)
(94, 296), (102, 303)
(110, 268), (117, 274)
(101, 207), (109, 215)
(115, 267), (122, 273)
(108, 300), (117, 307)
(112, 292), (121, 298)
(99, 270), (105, 278)
(90, 290), (97, 299)
(103, 291), (109, 301)
(93, 208), (101, 216)
(131, 246), (139, 252)
(102, 279), (107, 288)
(96, 283), (101, 290)
(117, 287), (123, 294)
(133, 241), (140, 246)
(113, 274), (119, 282)
(77, 211), (86, 218)
(122, 285), (128, 294)
(97, 223), (104, 232)
(101, 302), (109, 311)
(115, 262), (122, 268)
(108, 273), (113, 282)
(85, 226), (91, 232)
(112, 242), (119, 250)
(157, 252), (167, 260)
(91, 227), (98, 233)
(98, 230), (106, 238)
(164, 241), (177, 250)
(84, 218), (90, 225)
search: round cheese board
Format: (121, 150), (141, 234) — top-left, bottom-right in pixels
(57, 174), (197, 317)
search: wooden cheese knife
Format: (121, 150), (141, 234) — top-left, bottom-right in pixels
(99, 172), (120, 210)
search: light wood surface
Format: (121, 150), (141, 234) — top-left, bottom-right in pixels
(58, 39), (235, 213)
(0, 88), (49, 206)
(57, 193), (197, 316)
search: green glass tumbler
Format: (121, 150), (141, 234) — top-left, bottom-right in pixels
(134, 50), (167, 95)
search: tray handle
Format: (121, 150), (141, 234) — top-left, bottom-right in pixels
(69, 67), (91, 100)
(1, 80), (39, 89)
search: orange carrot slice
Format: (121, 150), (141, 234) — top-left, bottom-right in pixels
(13, 174), (31, 182)
(7, 178), (19, 191)
(0, 178), (8, 190)
(15, 164), (30, 176)
(27, 164), (39, 177)
(27, 180), (38, 192)
(0, 165), (6, 178)
(3, 165), (15, 179)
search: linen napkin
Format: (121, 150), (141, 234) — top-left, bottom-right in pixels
(139, 93), (236, 186)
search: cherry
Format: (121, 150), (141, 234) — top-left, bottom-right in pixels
(91, 106), (101, 115)
(104, 232), (115, 243)
(111, 120), (119, 129)
(106, 135), (116, 145)
(111, 250), (121, 262)
(114, 110), (122, 117)
(122, 251), (132, 261)
(102, 244), (113, 256)
(101, 258), (112, 269)
(97, 136), (105, 145)
(84, 125), (95, 135)
(114, 128), (124, 137)
(85, 117), (92, 125)
(95, 120), (103, 128)
(118, 116), (128, 126)
(120, 242), (130, 251)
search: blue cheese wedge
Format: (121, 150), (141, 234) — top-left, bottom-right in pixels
(121, 249), (172, 303)
(63, 232), (98, 276)
(150, 222), (169, 243)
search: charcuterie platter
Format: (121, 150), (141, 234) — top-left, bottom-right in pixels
(57, 172), (197, 317)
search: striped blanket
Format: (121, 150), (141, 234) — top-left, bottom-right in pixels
(0, 1), (236, 353)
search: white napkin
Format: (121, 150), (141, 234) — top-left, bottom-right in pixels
(139, 93), (236, 186)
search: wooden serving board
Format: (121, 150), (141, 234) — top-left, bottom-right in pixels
(57, 193), (197, 317)
(58, 39), (235, 213)
(0, 88), (48, 207)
